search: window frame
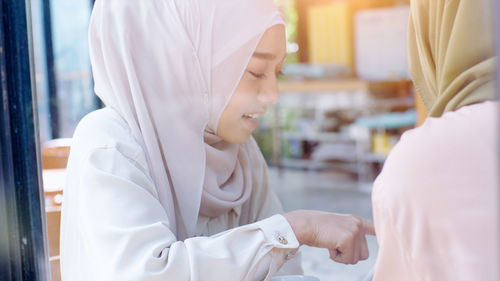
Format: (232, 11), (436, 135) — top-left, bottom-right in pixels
(0, 0), (50, 280)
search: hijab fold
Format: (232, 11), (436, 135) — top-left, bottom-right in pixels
(89, 0), (284, 239)
(408, 0), (497, 117)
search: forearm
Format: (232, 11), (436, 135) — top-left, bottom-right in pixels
(69, 215), (299, 281)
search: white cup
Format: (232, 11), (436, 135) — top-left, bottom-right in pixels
(270, 275), (321, 281)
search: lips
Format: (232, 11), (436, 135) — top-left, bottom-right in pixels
(241, 111), (265, 130)
(242, 110), (266, 119)
(242, 113), (259, 119)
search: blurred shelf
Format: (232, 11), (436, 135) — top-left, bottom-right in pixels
(275, 96), (415, 110)
(279, 79), (369, 92)
(368, 96), (415, 109)
(278, 79), (413, 97)
(281, 131), (354, 143)
(269, 78), (412, 182)
(360, 153), (387, 163)
(279, 158), (359, 172)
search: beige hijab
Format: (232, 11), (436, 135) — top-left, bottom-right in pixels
(89, 0), (284, 239)
(408, 0), (497, 117)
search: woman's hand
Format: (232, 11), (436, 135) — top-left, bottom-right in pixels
(283, 210), (375, 265)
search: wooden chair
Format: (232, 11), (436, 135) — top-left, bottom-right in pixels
(46, 206), (62, 257)
(46, 206), (61, 281)
(50, 256), (61, 281)
(41, 138), (72, 170)
(42, 138), (70, 281)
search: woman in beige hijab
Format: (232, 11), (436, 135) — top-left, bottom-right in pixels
(372, 0), (499, 280)
(60, 0), (375, 280)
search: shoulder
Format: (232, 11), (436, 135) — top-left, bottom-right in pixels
(69, 108), (148, 172)
(73, 107), (133, 147)
(386, 101), (497, 168)
(374, 101), (498, 197)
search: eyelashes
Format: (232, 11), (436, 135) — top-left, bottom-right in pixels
(248, 70), (284, 79)
(248, 71), (265, 79)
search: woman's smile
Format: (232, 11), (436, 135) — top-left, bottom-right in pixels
(241, 111), (264, 130)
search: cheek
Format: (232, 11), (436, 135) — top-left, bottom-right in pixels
(224, 98), (246, 127)
(217, 96), (243, 134)
(216, 98), (253, 142)
(239, 73), (262, 93)
(215, 75), (260, 143)
(230, 82), (258, 113)
(217, 107), (251, 144)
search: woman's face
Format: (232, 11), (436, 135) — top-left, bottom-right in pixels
(217, 24), (286, 144)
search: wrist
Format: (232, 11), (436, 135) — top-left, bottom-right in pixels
(283, 210), (310, 245)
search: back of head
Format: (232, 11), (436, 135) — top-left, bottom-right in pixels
(408, 0), (498, 117)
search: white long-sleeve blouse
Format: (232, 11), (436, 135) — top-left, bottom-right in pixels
(60, 108), (302, 281)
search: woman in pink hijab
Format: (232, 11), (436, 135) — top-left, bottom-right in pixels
(372, 0), (499, 280)
(60, 0), (374, 280)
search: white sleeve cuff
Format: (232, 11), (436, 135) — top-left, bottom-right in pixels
(255, 215), (301, 280)
(256, 214), (300, 249)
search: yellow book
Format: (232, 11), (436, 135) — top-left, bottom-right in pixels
(307, 2), (353, 71)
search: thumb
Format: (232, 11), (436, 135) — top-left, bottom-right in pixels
(362, 219), (376, 236)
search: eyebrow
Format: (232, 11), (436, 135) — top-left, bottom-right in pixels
(253, 51), (286, 62)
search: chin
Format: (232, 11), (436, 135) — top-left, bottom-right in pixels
(231, 135), (251, 144)
(221, 131), (252, 144)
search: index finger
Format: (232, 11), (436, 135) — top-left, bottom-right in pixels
(362, 219), (376, 236)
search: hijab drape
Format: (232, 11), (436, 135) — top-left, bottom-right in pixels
(408, 0), (497, 117)
(89, 0), (284, 239)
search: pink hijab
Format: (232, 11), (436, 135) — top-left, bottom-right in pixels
(88, 0), (284, 239)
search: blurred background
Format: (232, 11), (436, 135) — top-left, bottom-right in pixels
(32, 0), (422, 280)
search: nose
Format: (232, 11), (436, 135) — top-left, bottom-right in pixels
(257, 78), (280, 105)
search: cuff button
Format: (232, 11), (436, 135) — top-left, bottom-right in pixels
(278, 235), (288, 245)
